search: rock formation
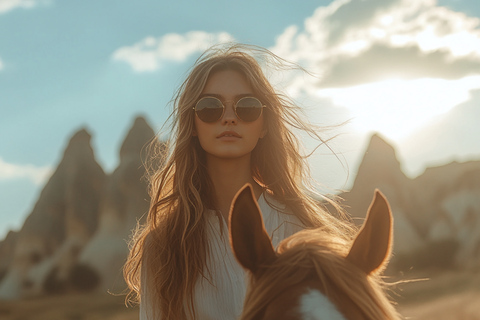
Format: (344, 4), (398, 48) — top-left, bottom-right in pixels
(0, 129), (106, 299)
(0, 230), (18, 281)
(341, 133), (480, 270)
(412, 161), (480, 267)
(0, 120), (479, 299)
(0, 116), (157, 299)
(341, 134), (425, 255)
(79, 117), (155, 291)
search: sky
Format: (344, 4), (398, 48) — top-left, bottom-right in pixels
(1, 0), (480, 239)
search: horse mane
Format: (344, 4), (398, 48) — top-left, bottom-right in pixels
(241, 227), (402, 320)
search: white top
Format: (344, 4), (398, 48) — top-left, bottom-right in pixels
(140, 193), (304, 320)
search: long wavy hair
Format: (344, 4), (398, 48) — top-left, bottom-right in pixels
(124, 43), (355, 319)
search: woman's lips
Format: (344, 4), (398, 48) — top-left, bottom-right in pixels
(217, 131), (241, 138)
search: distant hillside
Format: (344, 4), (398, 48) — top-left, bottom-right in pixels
(342, 134), (480, 271)
(0, 116), (155, 299)
(0, 118), (479, 299)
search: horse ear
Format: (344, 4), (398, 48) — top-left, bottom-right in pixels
(229, 184), (276, 274)
(346, 189), (393, 275)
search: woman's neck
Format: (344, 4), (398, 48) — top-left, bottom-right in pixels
(206, 155), (263, 221)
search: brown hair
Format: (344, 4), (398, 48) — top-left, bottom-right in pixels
(124, 43), (354, 319)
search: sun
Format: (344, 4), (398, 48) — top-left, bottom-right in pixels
(315, 76), (480, 142)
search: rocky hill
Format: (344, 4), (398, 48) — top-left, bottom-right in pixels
(342, 134), (480, 270)
(341, 134), (424, 255)
(0, 116), (155, 299)
(0, 120), (479, 299)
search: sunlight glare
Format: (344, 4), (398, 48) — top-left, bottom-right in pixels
(340, 40), (369, 54)
(316, 76), (480, 141)
(380, 15), (394, 26)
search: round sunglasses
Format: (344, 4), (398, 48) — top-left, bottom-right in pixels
(193, 96), (266, 123)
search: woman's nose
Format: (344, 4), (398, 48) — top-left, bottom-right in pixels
(222, 102), (237, 124)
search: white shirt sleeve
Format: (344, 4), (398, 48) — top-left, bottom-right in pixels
(139, 259), (157, 320)
(260, 194), (304, 248)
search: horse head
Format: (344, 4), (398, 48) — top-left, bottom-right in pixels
(229, 184), (398, 320)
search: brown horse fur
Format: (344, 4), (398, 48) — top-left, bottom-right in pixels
(229, 184), (401, 320)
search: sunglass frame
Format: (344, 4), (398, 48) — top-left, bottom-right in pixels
(193, 96), (266, 123)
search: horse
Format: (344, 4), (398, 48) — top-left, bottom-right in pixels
(228, 184), (401, 320)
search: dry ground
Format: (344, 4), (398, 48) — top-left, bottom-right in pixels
(395, 269), (480, 319)
(0, 292), (139, 320)
(0, 270), (479, 320)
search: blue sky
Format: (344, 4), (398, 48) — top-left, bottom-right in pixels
(1, 0), (480, 239)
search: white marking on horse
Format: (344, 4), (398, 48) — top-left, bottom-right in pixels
(298, 289), (346, 320)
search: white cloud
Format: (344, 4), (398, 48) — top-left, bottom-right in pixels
(270, 0), (480, 84)
(0, 57), (4, 70)
(267, 0), (480, 142)
(0, 157), (52, 185)
(0, 0), (51, 14)
(112, 31), (235, 72)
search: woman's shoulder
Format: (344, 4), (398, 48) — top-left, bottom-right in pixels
(260, 191), (283, 209)
(260, 191), (302, 218)
(258, 192), (304, 246)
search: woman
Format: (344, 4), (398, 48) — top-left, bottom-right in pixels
(124, 44), (354, 319)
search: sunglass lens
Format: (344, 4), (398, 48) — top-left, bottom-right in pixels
(195, 98), (224, 122)
(236, 97), (263, 122)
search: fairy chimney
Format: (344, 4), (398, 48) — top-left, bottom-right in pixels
(79, 116), (156, 291)
(0, 129), (106, 299)
(342, 134), (424, 255)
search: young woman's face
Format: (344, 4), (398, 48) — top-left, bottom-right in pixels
(194, 69), (266, 161)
